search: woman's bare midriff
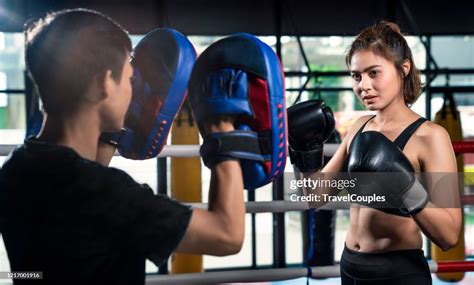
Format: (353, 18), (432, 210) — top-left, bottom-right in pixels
(345, 206), (422, 252)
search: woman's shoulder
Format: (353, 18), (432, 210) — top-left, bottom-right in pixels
(414, 120), (456, 171)
(416, 120), (450, 142)
(414, 120), (453, 159)
(346, 115), (374, 135)
(342, 115), (375, 149)
(355, 114), (375, 124)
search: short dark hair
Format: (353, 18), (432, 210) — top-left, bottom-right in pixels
(346, 21), (422, 105)
(25, 9), (132, 116)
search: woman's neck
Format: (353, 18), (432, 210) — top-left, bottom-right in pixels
(373, 97), (418, 126)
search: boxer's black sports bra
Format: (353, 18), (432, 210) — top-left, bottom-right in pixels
(349, 115), (428, 155)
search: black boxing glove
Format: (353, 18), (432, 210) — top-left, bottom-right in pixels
(347, 131), (428, 216)
(287, 100), (335, 172)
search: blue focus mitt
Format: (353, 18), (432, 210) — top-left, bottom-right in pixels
(100, 28), (196, 159)
(188, 33), (287, 190)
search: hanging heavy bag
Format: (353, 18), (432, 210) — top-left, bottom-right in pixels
(432, 91), (465, 282)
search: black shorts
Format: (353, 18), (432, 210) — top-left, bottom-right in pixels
(340, 244), (432, 285)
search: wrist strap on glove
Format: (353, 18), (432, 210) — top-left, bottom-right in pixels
(200, 130), (264, 168)
(289, 145), (323, 172)
(99, 128), (126, 148)
(400, 179), (429, 216)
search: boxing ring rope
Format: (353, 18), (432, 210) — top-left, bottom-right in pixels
(0, 141), (473, 157)
(157, 145), (200, 158)
(145, 261), (474, 284)
(453, 141), (474, 154)
(157, 143), (341, 158)
(436, 261), (474, 273)
(462, 194), (474, 205)
(157, 141), (474, 157)
(0, 145), (16, 155)
(0, 143), (341, 158)
(187, 193), (474, 215)
(190, 200), (310, 213)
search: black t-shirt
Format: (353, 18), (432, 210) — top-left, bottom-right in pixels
(0, 138), (192, 285)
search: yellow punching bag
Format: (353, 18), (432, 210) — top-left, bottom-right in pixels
(170, 106), (203, 273)
(432, 91), (465, 282)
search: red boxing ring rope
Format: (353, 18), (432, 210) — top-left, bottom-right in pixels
(461, 194), (474, 205)
(435, 261), (474, 273)
(453, 141), (474, 154)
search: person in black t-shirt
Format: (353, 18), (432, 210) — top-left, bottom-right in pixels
(0, 9), (244, 285)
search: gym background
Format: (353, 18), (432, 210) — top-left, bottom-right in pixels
(0, 0), (473, 284)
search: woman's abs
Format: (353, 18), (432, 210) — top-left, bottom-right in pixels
(346, 207), (423, 252)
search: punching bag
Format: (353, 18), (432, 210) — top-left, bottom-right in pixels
(432, 91), (465, 282)
(170, 105), (203, 273)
